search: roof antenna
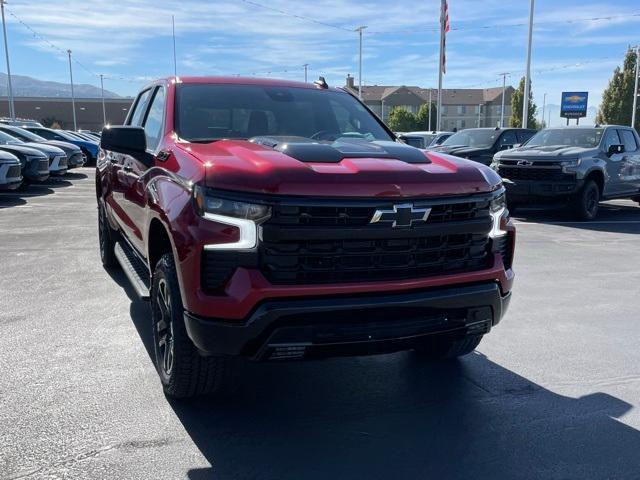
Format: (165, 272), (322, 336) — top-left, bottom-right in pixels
(314, 76), (328, 89)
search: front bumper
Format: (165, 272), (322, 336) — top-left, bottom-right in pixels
(67, 152), (86, 168)
(49, 155), (68, 176)
(503, 178), (583, 200)
(0, 162), (22, 190)
(184, 282), (511, 359)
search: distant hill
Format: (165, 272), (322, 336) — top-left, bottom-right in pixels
(0, 73), (121, 98)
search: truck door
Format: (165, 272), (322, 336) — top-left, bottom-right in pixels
(617, 129), (640, 194)
(601, 128), (626, 197)
(109, 88), (153, 252)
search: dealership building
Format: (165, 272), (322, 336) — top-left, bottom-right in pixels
(0, 96), (134, 131)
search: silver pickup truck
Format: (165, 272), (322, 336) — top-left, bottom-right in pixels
(491, 125), (640, 220)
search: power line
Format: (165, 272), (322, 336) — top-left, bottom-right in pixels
(239, 0), (353, 32)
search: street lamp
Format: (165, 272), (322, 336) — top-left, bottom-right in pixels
(355, 26), (367, 99)
(632, 45), (639, 129)
(0, 0), (15, 120)
(522, 0), (535, 128)
(498, 72), (509, 128)
(67, 49), (77, 131)
(541, 92), (547, 127)
(100, 74), (106, 126)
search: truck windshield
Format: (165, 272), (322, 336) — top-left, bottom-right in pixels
(442, 129), (499, 148)
(175, 84), (393, 143)
(525, 128), (604, 148)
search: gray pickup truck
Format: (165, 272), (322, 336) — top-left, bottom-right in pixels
(491, 125), (640, 219)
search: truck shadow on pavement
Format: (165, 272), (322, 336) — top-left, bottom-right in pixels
(108, 268), (640, 480)
(514, 201), (640, 235)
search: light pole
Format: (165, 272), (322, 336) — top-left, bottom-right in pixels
(67, 49), (77, 131)
(303, 63), (308, 83)
(498, 72), (508, 128)
(1, 0), (15, 120)
(632, 45), (639, 129)
(522, 0), (535, 129)
(172, 15), (177, 77)
(477, 103), (483, 127)
(100, 74), (106, 126)
(428, 89), (432, 130)
(541, 92), (547, 128)
(355, 26), (367, 99)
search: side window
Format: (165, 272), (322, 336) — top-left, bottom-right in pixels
(128, 89), (152, 126)
(619, 130), (638, 152)
(602, 129), (621, 151)
(499, 131), (518, 147)
(143, 87), (165, 151)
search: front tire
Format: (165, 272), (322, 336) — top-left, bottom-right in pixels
(571, 180), (600, 220)
(151, 253), (234, 399)
(413, 335), (483, 360)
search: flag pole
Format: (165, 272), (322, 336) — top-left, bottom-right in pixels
(436, 0), (445, 131)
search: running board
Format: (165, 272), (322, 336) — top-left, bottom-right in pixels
(114, 241), (151, 300)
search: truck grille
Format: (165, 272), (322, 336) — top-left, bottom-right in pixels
(258, 196), (494, 285)
(498, 166), (573, 181)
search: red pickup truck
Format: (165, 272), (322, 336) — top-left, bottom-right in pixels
(97, 76), (515, 398)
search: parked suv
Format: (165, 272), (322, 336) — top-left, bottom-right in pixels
(0, 134), (49, 182)
(429, 127), (536, 165)
(0, 130), (67, 176)
(0, 125), (86, 169)
(0, 150), (22, 190)
(492, 126), (640, 219)
(26, 127), (98, 165)
(97, 77), (515, 398)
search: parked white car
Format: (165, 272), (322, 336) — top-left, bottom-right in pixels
(400, 131), (454, 149)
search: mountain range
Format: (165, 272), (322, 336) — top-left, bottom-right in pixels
(0, 73), (121, 98)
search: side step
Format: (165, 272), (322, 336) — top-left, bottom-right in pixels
(114, 241), (151, 300)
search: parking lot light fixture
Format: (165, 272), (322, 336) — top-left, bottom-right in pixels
(632, 45), (639, 129)
(67, 49), (77, 131)
(522, 0), (535, 129)
(1, 0), (15, 121)
(100, 74), (106, 126)
(355, 26), (367, 99)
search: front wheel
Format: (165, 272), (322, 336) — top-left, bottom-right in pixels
(413, 335), (483, 360)
(151, 253), (235, 399)
(571, 180), (600, 221)
(98, 201), (118, 268)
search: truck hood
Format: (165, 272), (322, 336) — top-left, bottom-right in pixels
(44, 140), (82, 154)
(22, 142), (66, 156)
(498, 144), (598, 159)
(178, 139), (500, 197)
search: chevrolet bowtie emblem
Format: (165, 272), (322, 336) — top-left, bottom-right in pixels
(370, 204), (432, 228)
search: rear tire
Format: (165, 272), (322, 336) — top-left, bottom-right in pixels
(413, 335), (483, 360)
(151, 253), (235, 399)
(571, 180), (600, 220)
(98, 201), (118, 268)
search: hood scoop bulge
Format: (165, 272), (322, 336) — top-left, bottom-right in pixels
(249, 136), (430, 164)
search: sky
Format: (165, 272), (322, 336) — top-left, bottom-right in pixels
(1, 0), (639, 126)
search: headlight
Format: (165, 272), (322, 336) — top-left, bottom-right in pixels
(193, 186), (271, 250)
(489, 193), (508, 238)
(560, 159), (581, 168)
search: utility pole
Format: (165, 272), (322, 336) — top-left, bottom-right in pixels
(67, 49), (77, 131)
(436, 0), (447, 131)
(1, 0), (15, 120)
(632, 45), (639, 129)
(172, 15), (177, 77)
(428, 89), (432, 130)
(522, 0), (535, 129)
(477, 104), (482, 127)
(355, 26), (367, 99)
(100, 74), (106, 126)
(498, 72), (508, 128)
(541, 92), (547, 128)
(303, 63), (308, 83)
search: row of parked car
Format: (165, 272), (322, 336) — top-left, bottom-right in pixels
(400, 125), (640, 220)
(0, 119), (100, 190)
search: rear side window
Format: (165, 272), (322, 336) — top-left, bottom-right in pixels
(499, 131), (518, 147)
(143, 87), (165, 150)
(517, 130), (535, 143)
(618, 130), (638, 152)
(128, 89), (152, 127)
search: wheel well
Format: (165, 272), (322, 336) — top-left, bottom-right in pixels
(148, 219), (173, 272)
(585, 170), (604, 194)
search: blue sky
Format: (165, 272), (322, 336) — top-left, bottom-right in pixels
(2, 0), (639, 125)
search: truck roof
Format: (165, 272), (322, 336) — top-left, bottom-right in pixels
(154, 76), (344, 92)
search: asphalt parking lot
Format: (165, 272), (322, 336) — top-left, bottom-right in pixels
(1, 168), (640, 480)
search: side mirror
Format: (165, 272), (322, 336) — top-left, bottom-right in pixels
(101, 126), (152, 165)
(607, 144), (625, 156)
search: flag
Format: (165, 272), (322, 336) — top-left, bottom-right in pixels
(441, 0), (450, 74)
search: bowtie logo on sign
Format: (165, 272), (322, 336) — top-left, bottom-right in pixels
(370, 204), (432, 228)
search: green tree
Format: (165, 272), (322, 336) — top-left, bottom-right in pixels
(387, 106), (417, 132)
(510, 76), (538, 129)
(415, 102), (437, 130)
(597, 48), (638, 131)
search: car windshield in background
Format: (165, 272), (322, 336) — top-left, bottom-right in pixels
(442, 129), (499, 148)
(0, 131), (23, 145)
(0, 127), (46, 142)
(525, 128), (604, 148)
(175, 84), (393, 143)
